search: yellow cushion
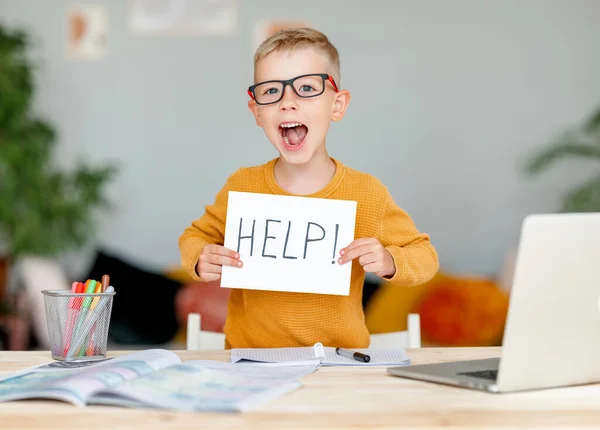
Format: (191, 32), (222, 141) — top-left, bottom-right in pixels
(365, 272), (447, 333)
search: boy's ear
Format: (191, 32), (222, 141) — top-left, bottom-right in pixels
(248, 100), (263, 127)
(331, 89), (351, 122)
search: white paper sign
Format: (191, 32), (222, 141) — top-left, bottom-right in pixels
(221, 192), (357, 295)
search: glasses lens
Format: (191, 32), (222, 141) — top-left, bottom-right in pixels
(293, 75), (324, 97)
(254, 81), (284, 104)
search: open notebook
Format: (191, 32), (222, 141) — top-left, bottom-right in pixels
(230, 342), (411, 367)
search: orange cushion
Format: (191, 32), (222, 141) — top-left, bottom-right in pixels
(414, 275), (509, 346)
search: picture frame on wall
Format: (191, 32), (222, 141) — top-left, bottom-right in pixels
(66, 5), (108, 60)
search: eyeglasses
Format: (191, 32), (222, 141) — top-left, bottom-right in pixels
(247, 73), (339, 105)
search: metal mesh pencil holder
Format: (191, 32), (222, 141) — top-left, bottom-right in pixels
(42, 289), (115, 362)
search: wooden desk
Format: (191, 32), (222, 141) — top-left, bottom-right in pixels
(1, 347), (599, 428)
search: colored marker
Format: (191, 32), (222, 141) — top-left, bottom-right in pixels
(62, 282), (85, 357)
(61, 282), (78, 355)
(101, 274), (110, 293)
(67, 280), (96, 358)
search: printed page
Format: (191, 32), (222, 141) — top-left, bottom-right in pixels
(0, 349), (181, 406)
(90, 361), (308, 412)
(321, 347), (411, 366)
(230, 346), (322, 366)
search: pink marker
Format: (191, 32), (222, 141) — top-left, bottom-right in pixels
(63, 282), (85, 357)
(61, 282), (78, 355)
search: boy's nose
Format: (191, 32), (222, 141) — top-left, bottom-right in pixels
(279, 84), (298, 110)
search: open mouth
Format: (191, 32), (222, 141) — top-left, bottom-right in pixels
(279, 122), (308, 151)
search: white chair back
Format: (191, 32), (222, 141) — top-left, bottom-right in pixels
(369, 313), (421, 348)
(186, 313), (226, 350)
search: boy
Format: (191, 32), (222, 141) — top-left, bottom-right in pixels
(179, 28), (439, 349)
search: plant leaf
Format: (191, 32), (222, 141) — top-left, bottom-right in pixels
(561, 174), (600, 212)
(584, 106), (600, 134)
(524, 142), (600, 175)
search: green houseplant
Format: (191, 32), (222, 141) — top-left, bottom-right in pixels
(525, 106), (600, 212)
(0, 24), (116, 309)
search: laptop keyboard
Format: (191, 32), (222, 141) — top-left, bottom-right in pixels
(457, 369), (498, 380)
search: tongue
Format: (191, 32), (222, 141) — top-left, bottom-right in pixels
(284, 125), (308, 145)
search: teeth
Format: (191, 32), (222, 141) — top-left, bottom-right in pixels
(280, 123), (302, 128)
(283, 136), (290, 144)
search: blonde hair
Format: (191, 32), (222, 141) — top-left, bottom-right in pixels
(254, 27), (341, 82)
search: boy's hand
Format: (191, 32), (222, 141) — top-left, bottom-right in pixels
(338, 238), (396, 278)
(196, 245), (242, 281)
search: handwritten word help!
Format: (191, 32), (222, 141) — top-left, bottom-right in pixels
(235, 219), (340, 264)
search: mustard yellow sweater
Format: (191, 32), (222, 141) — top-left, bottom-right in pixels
(179, 158), (439, 348)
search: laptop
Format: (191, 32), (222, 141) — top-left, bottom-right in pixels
(387, 213), (600, 393)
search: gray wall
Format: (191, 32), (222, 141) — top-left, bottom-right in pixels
(2, 0), (600, 277)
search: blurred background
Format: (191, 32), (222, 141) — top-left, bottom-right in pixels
(1, 0), (600, 351)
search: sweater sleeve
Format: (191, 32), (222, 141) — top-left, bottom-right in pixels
(178, 176), (234, 281)
(379, 192), (439, 286)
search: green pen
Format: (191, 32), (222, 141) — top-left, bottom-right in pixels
(67, 280), (96, 358)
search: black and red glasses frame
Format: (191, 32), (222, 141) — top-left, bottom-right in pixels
(247, 73), (339, 105)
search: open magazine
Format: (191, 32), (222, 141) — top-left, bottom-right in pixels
(0, 349), (317, 413)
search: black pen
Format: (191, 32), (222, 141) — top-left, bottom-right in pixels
(335, 347), (371, 363)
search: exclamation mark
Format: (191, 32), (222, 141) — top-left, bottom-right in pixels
(331, 224), (339, 264)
